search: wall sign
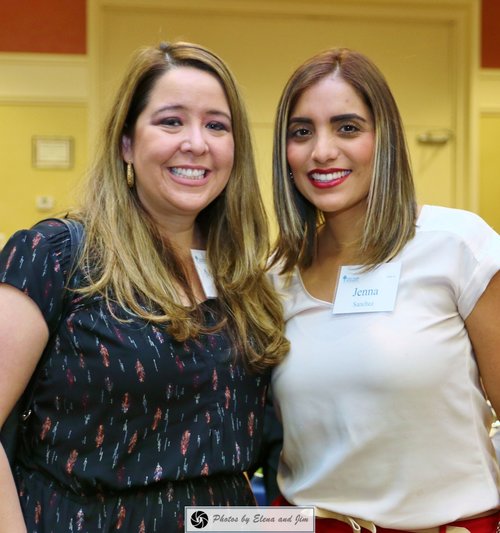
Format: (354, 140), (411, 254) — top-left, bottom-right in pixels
(32, 136), (73, 169)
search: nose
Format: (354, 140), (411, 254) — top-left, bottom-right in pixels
(311, 133), (340, 163)
(180, 127), (208, 155)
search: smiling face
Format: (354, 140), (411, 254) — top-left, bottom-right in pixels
(286, 74), (375, 221)
(122, 66), (234, 228)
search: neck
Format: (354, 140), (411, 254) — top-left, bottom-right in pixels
(156, 218), (208, 304)
(317, 211), (365, 264)
(157, 218), (204, 256)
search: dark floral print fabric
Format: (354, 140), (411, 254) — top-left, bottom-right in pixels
(0, 220), (268, 532)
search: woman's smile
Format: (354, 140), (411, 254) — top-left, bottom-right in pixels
(168, 165), (209, 183)
(122, 66), (234, 223)
(307, 168), (352, 188)
(287, 74), (375, 217)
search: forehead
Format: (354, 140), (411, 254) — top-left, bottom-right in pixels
(147, 66), (230, 109)
(292, 75), (368, 115)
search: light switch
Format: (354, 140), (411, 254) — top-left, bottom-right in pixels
(36, 195), (55, 211)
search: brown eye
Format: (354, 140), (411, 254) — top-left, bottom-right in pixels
(288, 127), (311, 138)
(206, 121), (228, 132)
(339, 123), (359, 134)
(160, 117), (182, 127)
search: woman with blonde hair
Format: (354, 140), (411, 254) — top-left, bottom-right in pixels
(270, 47), (500, 532)
(0, 41), (288, 532)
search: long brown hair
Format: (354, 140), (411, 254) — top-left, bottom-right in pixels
(271, 48), (417, 273)
(72, 42), (289, 371)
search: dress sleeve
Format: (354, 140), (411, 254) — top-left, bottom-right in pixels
(457, 213), (500, 319)
(0, 219), (74, 334)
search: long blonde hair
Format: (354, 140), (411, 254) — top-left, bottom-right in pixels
(72, 42), (289, 371)
(271, 48), (417, 273)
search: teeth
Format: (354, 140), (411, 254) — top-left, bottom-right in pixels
(170, 167), (206, 179)
(310, 170), (350, 182)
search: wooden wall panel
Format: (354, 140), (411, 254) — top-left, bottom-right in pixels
(90, 1), (475, 214)
(0, 1), (496, 67)
(0, 0), (86, 54)
(481, 0), (500, 68)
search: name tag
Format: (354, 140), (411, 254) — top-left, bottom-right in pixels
(332, 262), (401, 314)
(191, 250), (218, 298)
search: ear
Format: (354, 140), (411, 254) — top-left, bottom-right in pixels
(121, 135), (133, 162)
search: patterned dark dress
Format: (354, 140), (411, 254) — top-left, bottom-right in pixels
(0, 220), (268, 533)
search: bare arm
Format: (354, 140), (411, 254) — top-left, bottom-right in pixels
(465, 271), (500, 416)
(0, 283), (49, 532)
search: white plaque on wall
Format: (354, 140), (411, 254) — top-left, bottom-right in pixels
(32, 136), (73, 169)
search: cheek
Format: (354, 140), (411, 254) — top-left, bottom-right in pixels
(228, 139), (235, 167)
(132, 135), (162, 163)
(286, 144), (305, 171)
(219, 139), (235, 173)
(359, 138), (376, 167)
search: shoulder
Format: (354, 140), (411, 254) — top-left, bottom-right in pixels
(417, 205), (495, 235)
(0, 218), (82, 326)
(416, 205), (499, 255)
(0, 217), (84, 287)
(414, 206), (500, 316)
(18, 219), (77, 268)
(267, 262), (297, 293)
(7, 218), (73, 249)
(30, 217), (74, 240)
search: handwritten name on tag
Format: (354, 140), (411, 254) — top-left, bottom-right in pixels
(332, 262), (401, 314)
(191, 250), (218, 299)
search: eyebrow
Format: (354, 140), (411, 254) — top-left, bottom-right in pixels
(288, 113), (368, 125)
(152, 105), (231, 121)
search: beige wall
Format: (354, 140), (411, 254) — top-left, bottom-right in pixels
(477, 71), (500, 231)
(479, 114), (500, 232)
(0, 103), (87, 241)
(2, 0), (500, 247)
(89, 0), (477, 227)
(0, 54), (87, 246)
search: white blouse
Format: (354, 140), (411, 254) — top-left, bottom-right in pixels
(272, 205), (500, 529)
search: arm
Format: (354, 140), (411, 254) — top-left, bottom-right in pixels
(0, 284), (49, 532)
(465, 271), (500, 416)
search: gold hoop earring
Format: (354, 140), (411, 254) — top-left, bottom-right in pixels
(126, 161), (135, 188)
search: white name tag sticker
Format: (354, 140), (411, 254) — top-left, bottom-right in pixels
(333, 262), (401, 314)
(191, 249), (218, 299)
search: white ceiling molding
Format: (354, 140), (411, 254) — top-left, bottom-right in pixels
(0, 53), (88, 104)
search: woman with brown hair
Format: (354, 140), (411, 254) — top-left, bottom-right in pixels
(270, 47), (500, 532)
(0, 42), (288, 532)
